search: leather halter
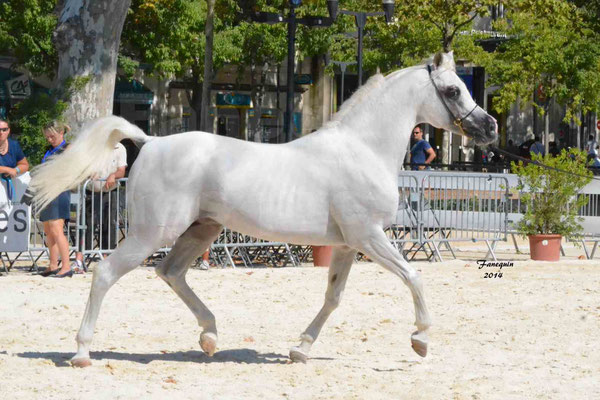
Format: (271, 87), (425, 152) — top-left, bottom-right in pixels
(427, 64), (479, 135)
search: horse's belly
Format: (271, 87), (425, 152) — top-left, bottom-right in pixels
(213, 208), (345, 246)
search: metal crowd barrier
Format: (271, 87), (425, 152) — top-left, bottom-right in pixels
(13, 171), (600, 269)
(389, 172), (510, 261)
(569, 179), (600, 259)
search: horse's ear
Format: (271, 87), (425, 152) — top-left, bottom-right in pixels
(433, 52), (443, 69)
(433, 51), (456, 71)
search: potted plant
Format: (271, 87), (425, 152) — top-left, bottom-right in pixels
(511, 148), (592, 261)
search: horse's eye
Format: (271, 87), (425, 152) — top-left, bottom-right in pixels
(446, 86), (460, 99)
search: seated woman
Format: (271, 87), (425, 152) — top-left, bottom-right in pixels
(38, 121), (75, 278)
(0, 119), (29, 200)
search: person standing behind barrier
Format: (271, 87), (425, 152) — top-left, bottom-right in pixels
(529, 135), (545, 157)
(409, 125), (436, 170)
(75, 142), (127, 268)
(586, 134), (598, 161)
(0, 119), (29, 201)
(38, 122), (74, 278)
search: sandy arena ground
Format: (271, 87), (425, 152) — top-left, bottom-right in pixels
(1, 252), (599, 399)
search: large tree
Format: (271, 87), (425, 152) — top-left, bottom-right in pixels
(54, 0), (132, 130)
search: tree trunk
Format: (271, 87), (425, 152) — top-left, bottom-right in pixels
(249, 63), (269, 142)
(185, 75), (202, 131)
(200, 0), (215, 133)
(54, 0), (132, 131)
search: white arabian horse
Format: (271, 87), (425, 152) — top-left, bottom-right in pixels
(29, 52), (497, 367)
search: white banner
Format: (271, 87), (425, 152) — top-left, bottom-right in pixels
(0, 173), (31, 252)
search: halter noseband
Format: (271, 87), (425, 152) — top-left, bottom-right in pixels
(427, 64), (479, 135)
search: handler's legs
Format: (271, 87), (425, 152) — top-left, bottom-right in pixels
(46, 219), (71, 274)
(71, 235), (162, 367)
(42, 221), (59, 270)
(290, 246), (357, 363)
(155, 220), (223, 356)
(354, 228), (431, 357)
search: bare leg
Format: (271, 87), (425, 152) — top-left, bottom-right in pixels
(43, 221), (59, 270)
(71, 235), (162, 367)
(289, 246), (357, 363)
(46, 219), (71, 274)
(354, 228), (431, 357)
(155, 220), (223, 356)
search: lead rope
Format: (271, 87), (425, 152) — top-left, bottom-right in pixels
(489, 146), (600, 181)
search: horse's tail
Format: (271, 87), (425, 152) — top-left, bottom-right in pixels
(28, 115), (153, 210)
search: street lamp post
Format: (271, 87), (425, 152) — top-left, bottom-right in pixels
(250, 1), (335, 143)
(248, 0), (394, 141)
(330, 60), (356, 103)
(328, 0), (395, 86)
(285, 1), (299, 144)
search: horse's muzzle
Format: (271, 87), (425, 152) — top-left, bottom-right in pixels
(467, 114), (498, 145)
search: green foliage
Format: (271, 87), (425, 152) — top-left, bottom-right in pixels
(8, 94), (68, 165)
(474, 0), (600, 121)
(328, 0), (497, 77)
(122, 0), (208, 79)
(118, 55), (141, 78)
(511, 149), (592, 238)
(0, 0), (58, 77)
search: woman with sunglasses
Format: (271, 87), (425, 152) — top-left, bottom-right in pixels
(38, 121), (75, 278)
(0, 119), (29, 200)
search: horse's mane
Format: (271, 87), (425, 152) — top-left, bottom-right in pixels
(324, 54), (455, 128)
(327, 63), (428, 126)
(331, 74), (386, 123)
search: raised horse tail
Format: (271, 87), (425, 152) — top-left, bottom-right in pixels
(28, 115), (152, 210)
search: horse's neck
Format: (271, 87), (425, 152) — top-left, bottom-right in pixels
(338, 75), (418, 173)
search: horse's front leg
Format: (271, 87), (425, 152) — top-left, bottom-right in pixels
(289, 246), (357, 363)
(354, 228), (431, 357)
(71, 236), (161, 367)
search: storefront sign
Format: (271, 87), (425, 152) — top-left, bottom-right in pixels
(217, 93), (252, 108)
(5, 75), (31, 99)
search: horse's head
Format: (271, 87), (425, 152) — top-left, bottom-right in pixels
(422, 52), (497, 145)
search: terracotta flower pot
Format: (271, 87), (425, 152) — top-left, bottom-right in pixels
(312, 245), (333, 267)
(528, 234), (561, 261)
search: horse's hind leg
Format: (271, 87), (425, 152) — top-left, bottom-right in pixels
(155, 220), (223, 357)
(353, 228), (431, 357)
(289, 246), (357, 363)
(71, 235), (162, 367)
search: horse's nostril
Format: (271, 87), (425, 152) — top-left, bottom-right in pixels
(486, 116), (498, 135)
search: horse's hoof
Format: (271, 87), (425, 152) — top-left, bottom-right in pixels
(289, 346), (308, 363)
(411, 331), (428, 357)
(71, 357), (92, 368)
(200, 333), (217, 357)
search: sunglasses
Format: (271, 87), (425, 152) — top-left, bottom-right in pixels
(0, 127), (9, 132)
(412, 131), (421, 134)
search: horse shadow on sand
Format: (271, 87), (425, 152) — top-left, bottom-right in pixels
(16, 348), (290, 367)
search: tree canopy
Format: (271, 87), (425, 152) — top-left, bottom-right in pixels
(474, 0), (600, 121)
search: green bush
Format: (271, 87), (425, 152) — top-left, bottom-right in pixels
(8, 93), (68, 166)
(511, 149), (592, 238)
